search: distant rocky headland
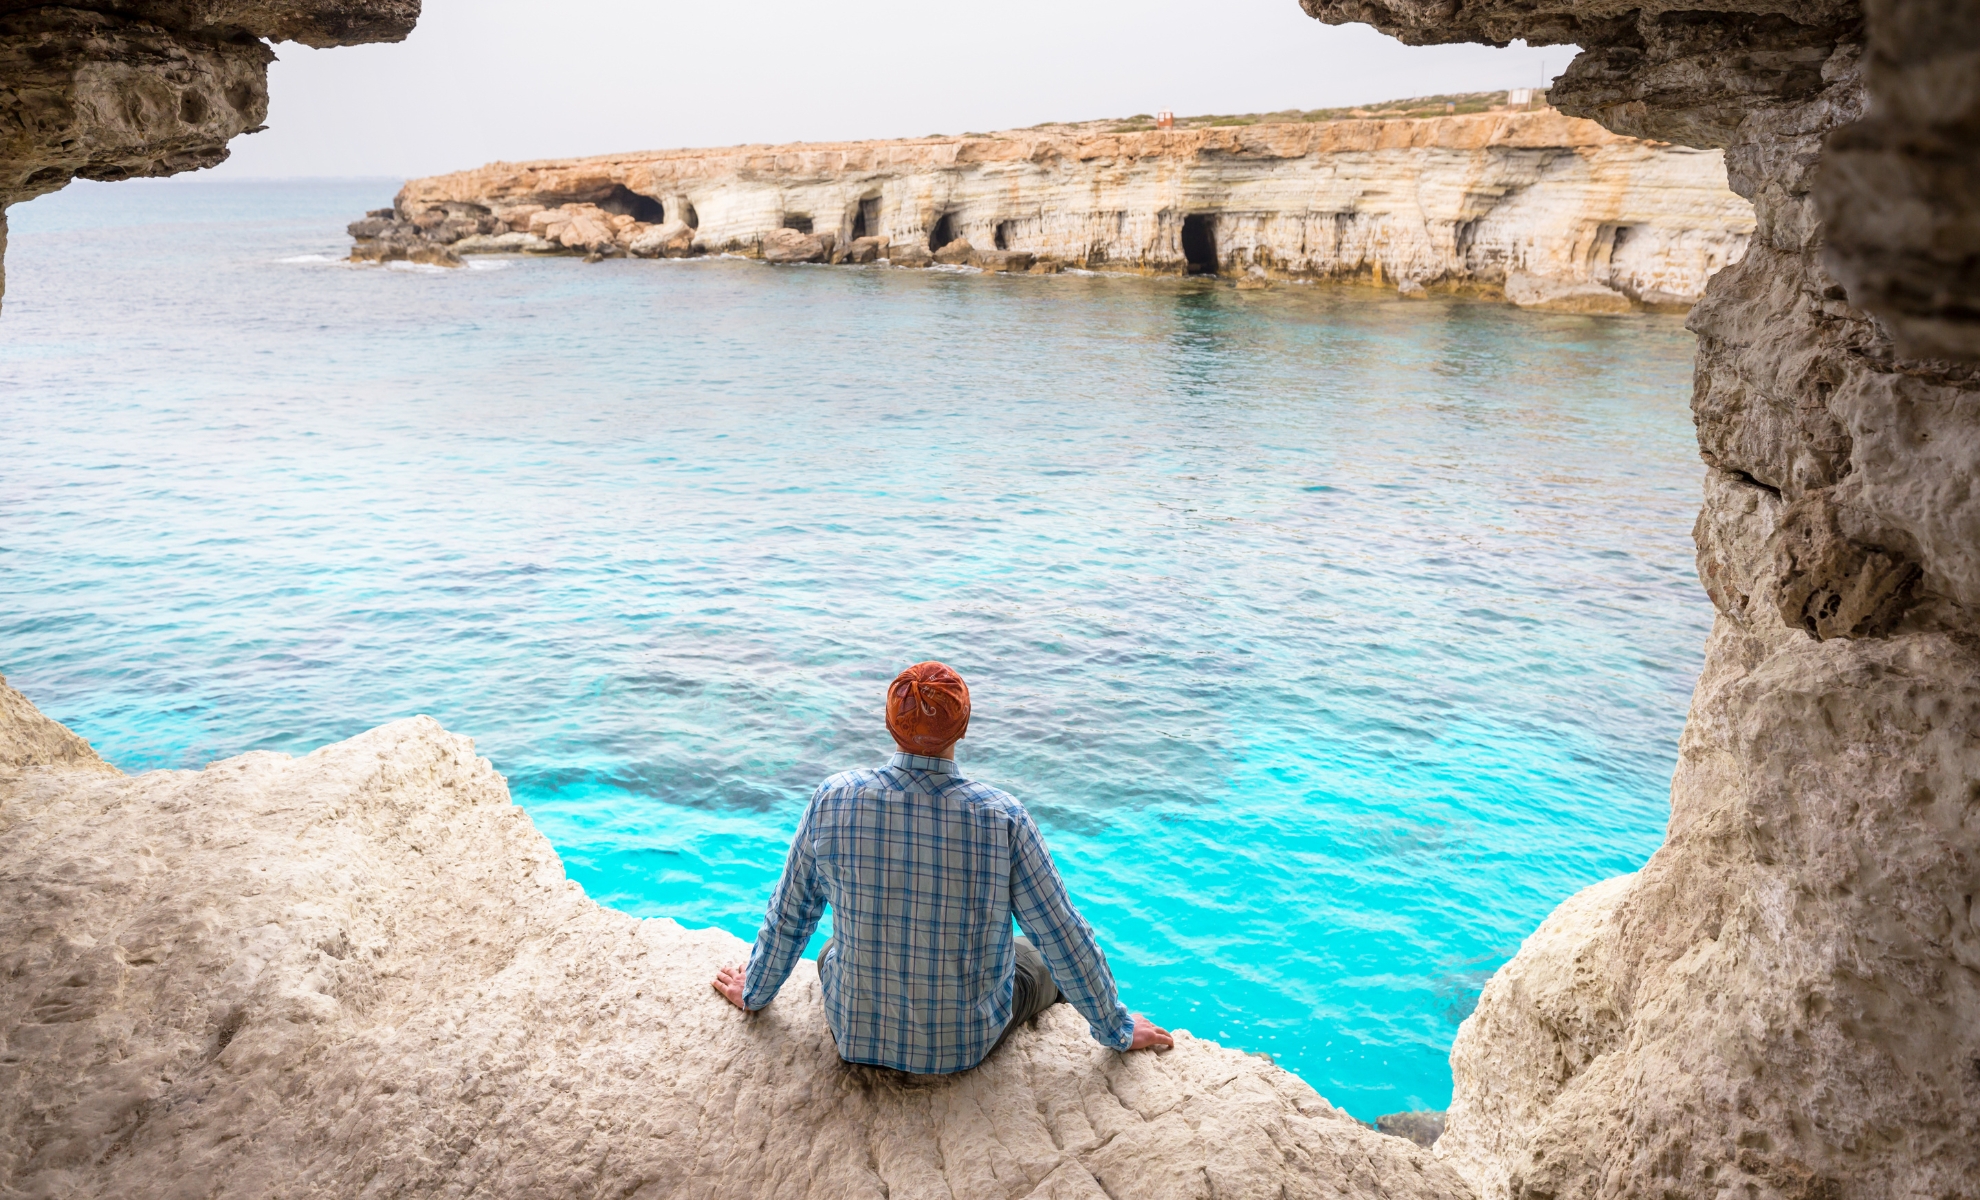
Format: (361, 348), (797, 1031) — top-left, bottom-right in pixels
(351, 94), (1755, 314)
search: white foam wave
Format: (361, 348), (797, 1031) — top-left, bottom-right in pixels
(277, 253), (341, 264)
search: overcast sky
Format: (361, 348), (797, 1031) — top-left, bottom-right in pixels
(209, 0), (1576, 180)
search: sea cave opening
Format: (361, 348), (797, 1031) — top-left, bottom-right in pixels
(928, 212), (958, 252)
(597, 184), (665, 224)
(1595, 222), (1633, 269)
(1181, 213), (1219, 275)
(852, 196), (880, 241)
(994, 220), (1016, 251)
(783, 213), (814, 234)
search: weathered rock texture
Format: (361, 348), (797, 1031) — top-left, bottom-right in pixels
(0, 1), (419, 307)
(0, 676), (1473, 1200)
(0, 674), (114, 773)
(1303, 1), (1980, 1197)
(1815, 0), (1980, 363)
(374, 110), (1754, 309)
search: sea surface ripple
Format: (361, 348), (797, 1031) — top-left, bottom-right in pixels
(0, 180), (1712, 1117)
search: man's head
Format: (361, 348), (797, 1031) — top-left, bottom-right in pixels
(886, 662), (971, 757)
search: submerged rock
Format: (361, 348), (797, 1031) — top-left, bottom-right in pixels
(975, 248), (1035, 273)
(452, 231), (557, 254)
(348, 238), (462, 267)
(1376, 1111), (1448, 1149)
(1502, 271), (1632, 314)
(0, 679), (1470, 1199)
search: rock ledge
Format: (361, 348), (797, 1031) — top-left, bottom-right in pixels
(0, 679), (1468, 1200)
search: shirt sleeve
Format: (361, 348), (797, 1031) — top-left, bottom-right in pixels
(1008, 806), (1136, 1051)
(741, 797), (828, 1011)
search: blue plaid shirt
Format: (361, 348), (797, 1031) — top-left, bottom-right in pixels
(742, 751), (1136, 1073)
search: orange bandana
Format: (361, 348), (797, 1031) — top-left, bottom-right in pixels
(885, 662), (971, 754)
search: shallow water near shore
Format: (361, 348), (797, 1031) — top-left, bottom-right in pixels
(1, 179), (1710, 1118)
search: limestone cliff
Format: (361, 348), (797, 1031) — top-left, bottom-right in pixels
(1299, 1), (1980, 1197)
(0, 0), (419, 308)
(373, 109), (1754, 310)
(0, 677), (1472, 1200)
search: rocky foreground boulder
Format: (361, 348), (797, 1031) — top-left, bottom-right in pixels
(0, 676), (1469, 1200)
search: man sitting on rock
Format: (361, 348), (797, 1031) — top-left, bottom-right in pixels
(712, 661), (1172, 1073)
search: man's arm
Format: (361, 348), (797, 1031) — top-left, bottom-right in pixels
(1008, 807), (1169, 1051)
(717, 800), (828, 1011)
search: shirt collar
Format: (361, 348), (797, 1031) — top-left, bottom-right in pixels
(888, 751), (957, 774)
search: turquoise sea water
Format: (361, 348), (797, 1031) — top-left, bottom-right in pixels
(0, 179), (1710, 1117)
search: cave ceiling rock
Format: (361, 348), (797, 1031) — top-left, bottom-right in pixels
(0, 0), (420, 305)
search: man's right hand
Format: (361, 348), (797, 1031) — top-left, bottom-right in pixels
(1128, 1014), (1173, 1051)
(712, 963), (747, 1010)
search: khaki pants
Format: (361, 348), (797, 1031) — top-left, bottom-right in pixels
(817, 935), (1063, 1059)
(992, 935), (1063, 1051)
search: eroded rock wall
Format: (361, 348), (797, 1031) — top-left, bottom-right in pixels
(390, 111), (1753, 307)
(1816, 0), (1980, 363)
(1302, 1), (1980, 1196)
(0, 0), (419, 308)
(0, 679), (1474, 1200)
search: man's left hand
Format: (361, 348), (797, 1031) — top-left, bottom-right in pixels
(1128, 1014), (1173, 1051)
(713, 963), (747, 1010)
